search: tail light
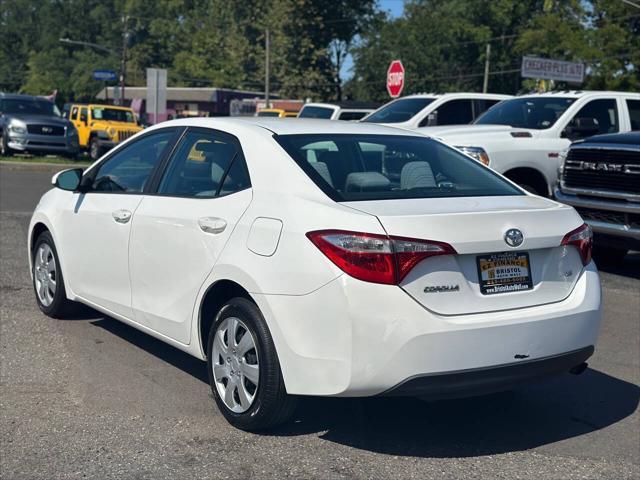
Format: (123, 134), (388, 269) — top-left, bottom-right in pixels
(306, 230), (456, 285)
(561, 223), (592, 266)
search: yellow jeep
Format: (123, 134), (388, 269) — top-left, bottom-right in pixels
(69, 104), (143, 160)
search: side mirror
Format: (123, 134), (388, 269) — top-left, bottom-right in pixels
(52, 168), (83, 191)
(562, 117), (600, 140)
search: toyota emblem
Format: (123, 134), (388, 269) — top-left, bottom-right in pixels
(504, 228), (524, 248)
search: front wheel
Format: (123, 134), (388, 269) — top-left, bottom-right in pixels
(207, 297), (296, 431)
(1, 134), (13, 156)
(89, 138), (103, 161)
(32, 231), (77, 318)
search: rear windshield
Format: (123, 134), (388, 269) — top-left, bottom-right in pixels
(276, 134), (522, 202)
(362, 98), (434, 123)
(298, 106), (334, 119)
(475, 97), (576, 129)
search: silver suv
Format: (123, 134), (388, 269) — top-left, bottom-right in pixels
(0, 93), (79, 157)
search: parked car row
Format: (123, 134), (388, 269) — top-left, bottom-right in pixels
(1, 93), (143, 160)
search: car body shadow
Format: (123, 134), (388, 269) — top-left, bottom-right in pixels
(594, 251), (640, 279)
(87, 316), (638, 458)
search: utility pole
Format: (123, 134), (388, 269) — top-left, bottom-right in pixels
(265, 28), (270, 109)
(482, 43), (491, 93)
(120, 16), (129, 106)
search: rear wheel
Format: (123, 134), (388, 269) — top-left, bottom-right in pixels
(32, 231), (76, 318)
(207, 297), (296, 431)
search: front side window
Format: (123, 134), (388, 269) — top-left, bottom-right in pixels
(70, 107), (79, 121)
(420, 99), (473, 127)
(90, 130), (174, 193)
(91, 107), (135, 123)
(363, 97), (435, 123)
(298, 106), (335, 119)
(158, 129), (250, 198)
(475, 97), (576, 129)
(276, 134), (522, 202)
(566, 99), (619, 140)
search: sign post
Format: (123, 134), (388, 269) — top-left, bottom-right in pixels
(146, 68), (167, 124)
(93, 70), (117, 104)
(521, 56), (585, 84)
(386, 60), (405, 98)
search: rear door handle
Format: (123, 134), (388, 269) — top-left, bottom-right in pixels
(112, 209), (132, 224)
(198, 217), (227, 234)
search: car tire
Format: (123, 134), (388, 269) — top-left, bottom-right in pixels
(1, 134), (13, 157)
(89, 138), (103, 161)
(32, 231), (77, 318)
(207, 297), (297, 431)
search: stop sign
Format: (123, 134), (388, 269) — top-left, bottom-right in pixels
(386, 60), (405, 98)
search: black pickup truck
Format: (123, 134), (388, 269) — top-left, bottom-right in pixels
(555, 131), (639, 261)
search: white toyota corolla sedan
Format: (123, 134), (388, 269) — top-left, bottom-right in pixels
(29, 118), (601, 431)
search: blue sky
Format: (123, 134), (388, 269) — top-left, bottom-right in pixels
(340, 0), (405, 81)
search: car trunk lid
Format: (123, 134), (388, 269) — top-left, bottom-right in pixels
(344, 195), (586, 315)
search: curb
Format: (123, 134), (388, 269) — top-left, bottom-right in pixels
(0, 161), (91, 172)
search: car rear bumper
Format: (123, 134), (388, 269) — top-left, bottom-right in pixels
(382, 346), (593, 399)
(255, 261), (602, 397)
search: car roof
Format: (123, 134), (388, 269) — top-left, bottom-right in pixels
(399, 92), (512, 100)
(0, 93), (51, 101)
(151, 116), (422, 136)
(302, 102), (379, 110)
(71, 103), (133, 110)
(516, 90), (640, 99)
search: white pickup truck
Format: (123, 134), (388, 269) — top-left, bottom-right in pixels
(416, 91), (640, 196)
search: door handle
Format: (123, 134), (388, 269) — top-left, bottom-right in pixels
(112, 209), (132, 224)
(198, 217), (227, 234)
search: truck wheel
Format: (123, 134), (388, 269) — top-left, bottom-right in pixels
(518, 183), (542, 196)
(89, 138), (103, 161)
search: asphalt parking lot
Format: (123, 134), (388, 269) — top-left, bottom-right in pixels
(1, 163), (638, 480)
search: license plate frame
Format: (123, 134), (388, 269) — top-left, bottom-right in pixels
(476, 251), (533, 295)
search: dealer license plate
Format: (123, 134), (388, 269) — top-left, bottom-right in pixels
(476, 251), (533, 295)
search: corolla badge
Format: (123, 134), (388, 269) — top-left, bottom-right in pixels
(504, 228), (524, 248)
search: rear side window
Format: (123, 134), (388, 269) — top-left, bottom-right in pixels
(298, 106), (334, 119)
(363, 97), (434, 123)
(425, 99), (474, 126)
(276, 134), (522, 202)
(627, 99), (640, 130)
(338, 111), (368, 121)
(158, 129), (250, 198)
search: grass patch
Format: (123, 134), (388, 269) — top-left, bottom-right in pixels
(0, 154), (92, 166)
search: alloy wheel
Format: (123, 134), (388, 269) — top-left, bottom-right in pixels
(211, 316), (260, 413)
(34, 244), (57, 307)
